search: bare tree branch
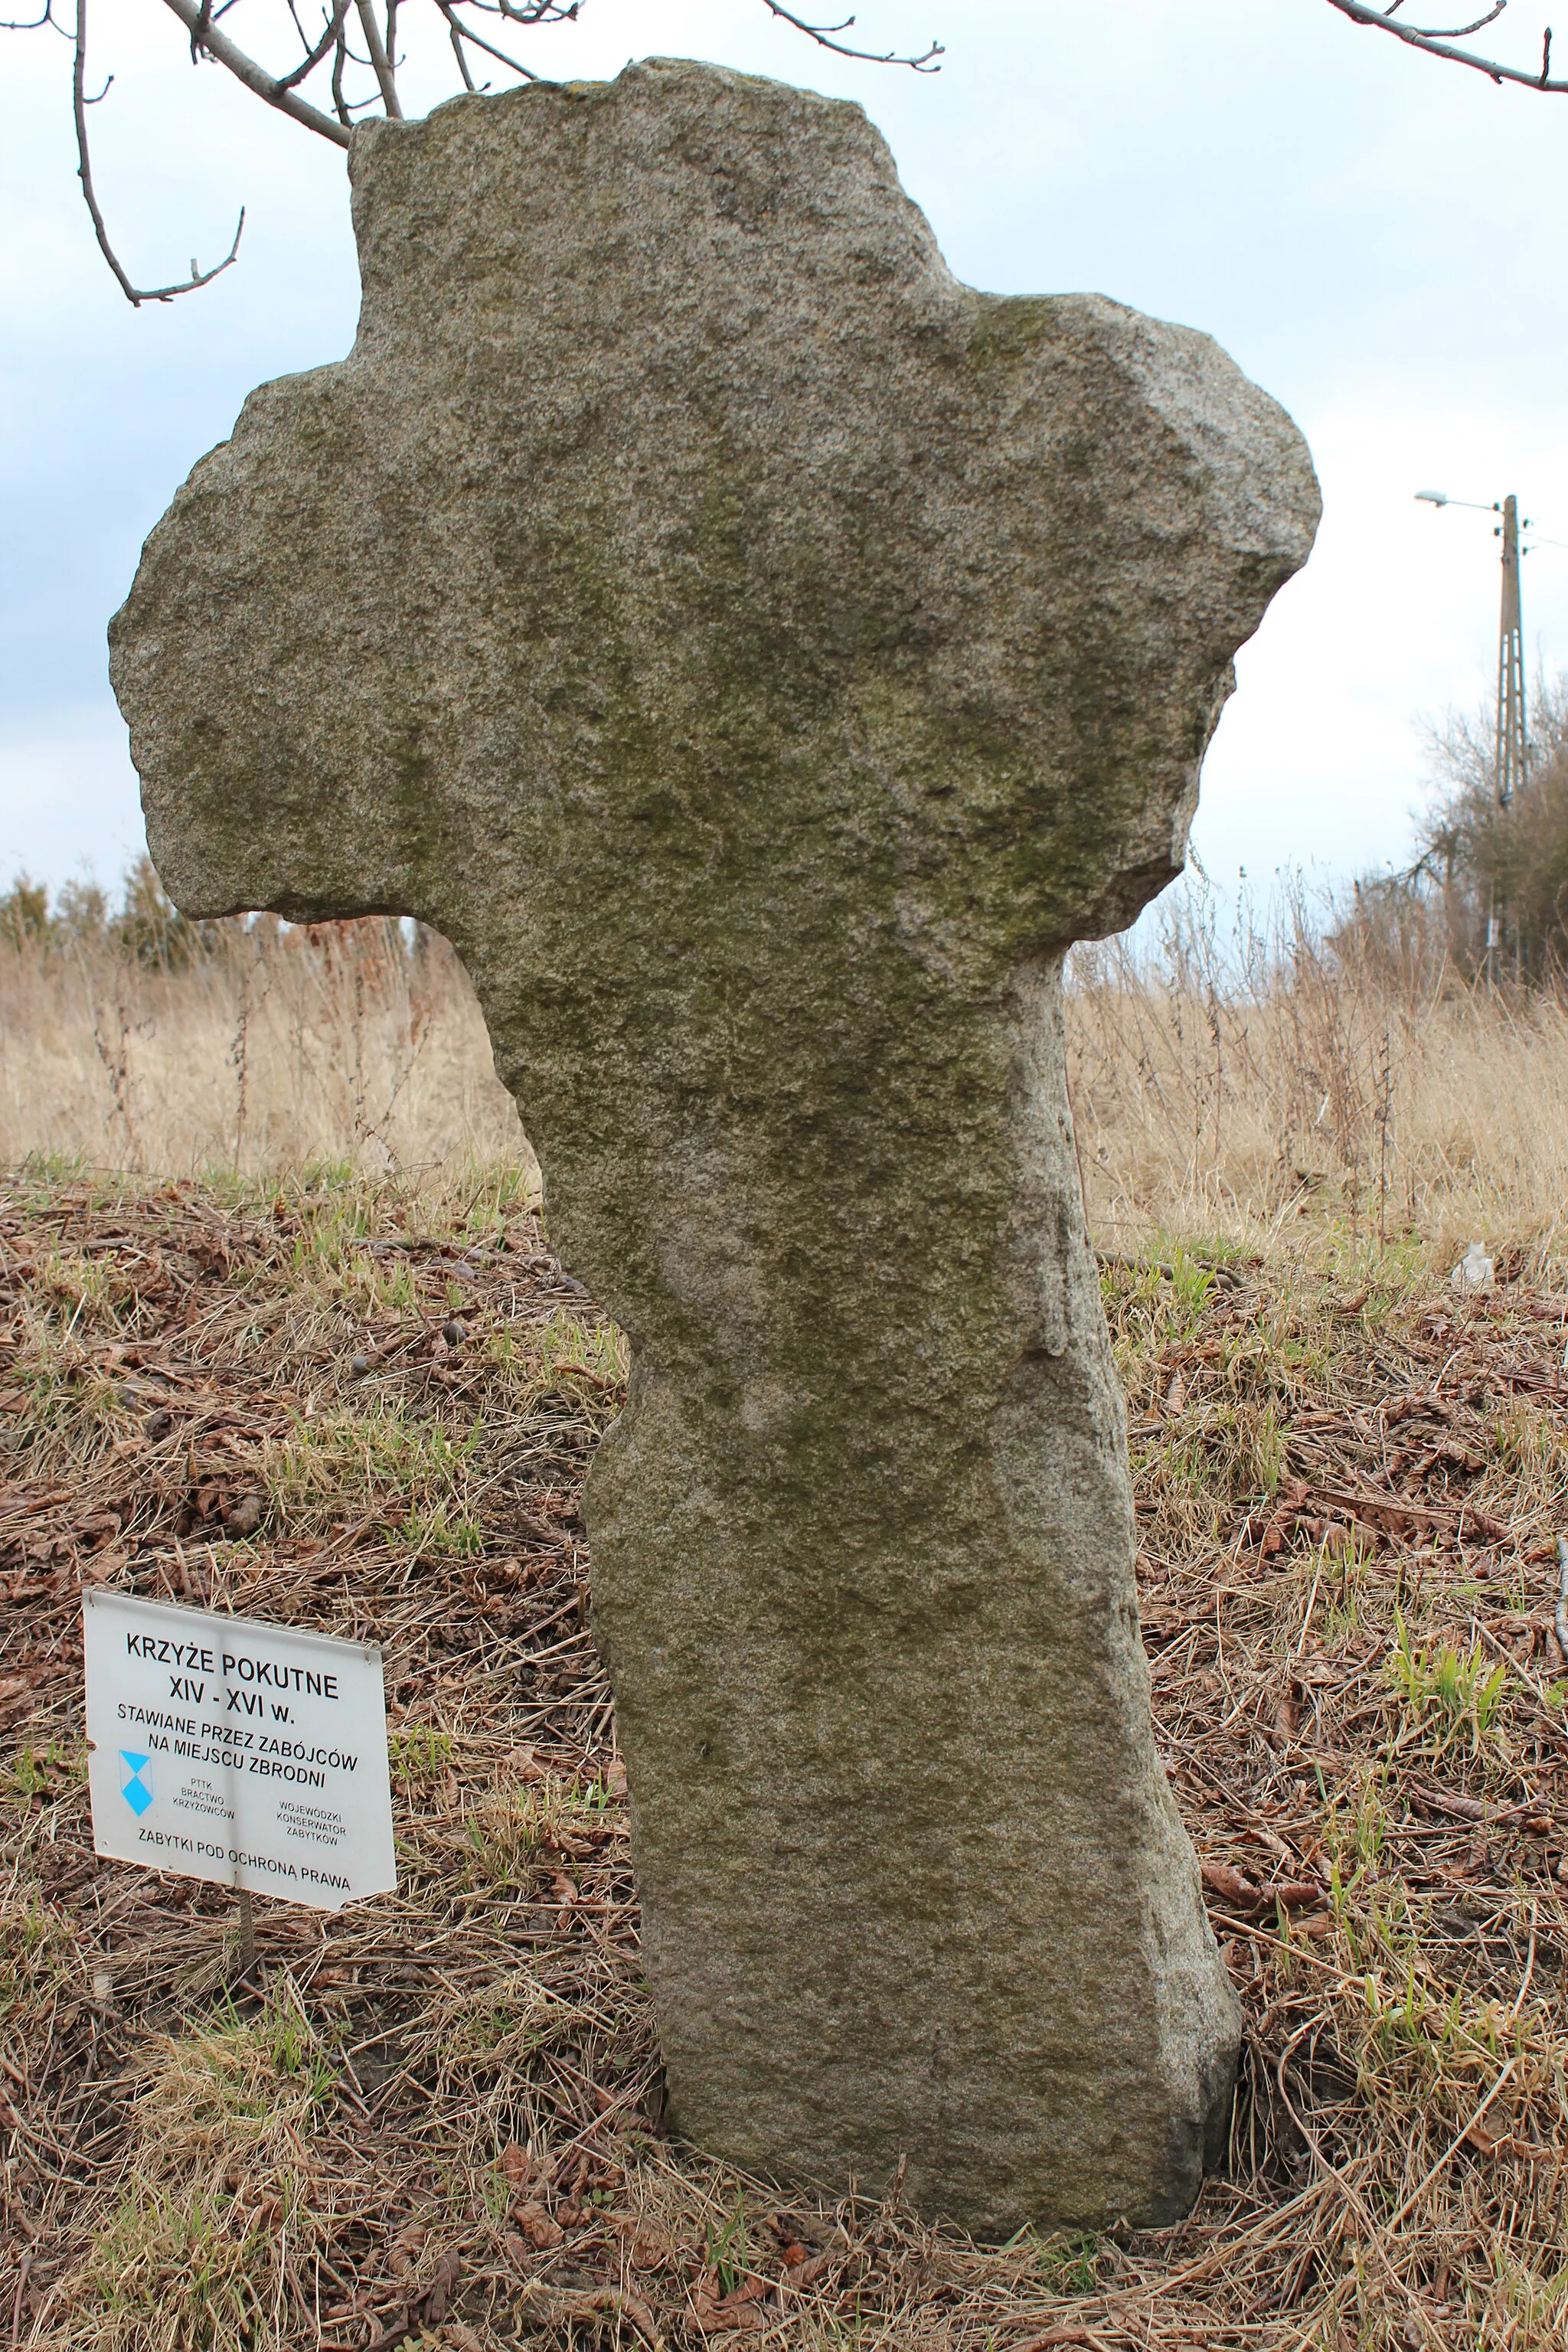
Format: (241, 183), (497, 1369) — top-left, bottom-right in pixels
(485, 2), (580, 22)
(73, 0), (245, 305)
(437, 0), (542, 83)
(1377, 5), (1508, 35)
(13, 0), (946, 308)
(274, 0), (350, 95)
(446, 8), (477, 87)
(1323, 0), (1568, 94)
(353, 0), (401, 115)
(759, 0), (942, 70)
(331, 21), (352, 122)
(157, 0), (354, 143)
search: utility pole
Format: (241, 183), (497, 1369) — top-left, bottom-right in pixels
(1496, 492), (1527, 809)
(1416, 487), (1530, 805)
(1416, 484), (1532, 981)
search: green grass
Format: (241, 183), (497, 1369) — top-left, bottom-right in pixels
(1386, 1612), (1509, 1758)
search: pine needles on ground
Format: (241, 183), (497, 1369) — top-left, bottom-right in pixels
(3, 1168), (1567, 2349)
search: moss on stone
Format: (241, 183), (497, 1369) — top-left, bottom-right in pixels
(109, 57), (1319, 2231)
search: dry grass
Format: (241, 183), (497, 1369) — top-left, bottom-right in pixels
(5, 1171), (1568, 2350)
(8, 897), (1568, 1269)
(1070, 885), (1568, 1264)
(0, 923), (528, 1186)
(5, 914), (1568, 2347)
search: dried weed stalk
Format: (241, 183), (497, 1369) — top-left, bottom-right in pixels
(0, 921), (528, 1187)
(1069, 879), (1568, 1267)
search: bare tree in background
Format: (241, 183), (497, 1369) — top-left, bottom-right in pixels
(2, 1), (942, 305)
(1338, 674), (1568, 984)
(6, 2), (1568, 309)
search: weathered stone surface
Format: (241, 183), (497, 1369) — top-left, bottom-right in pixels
(110, 59), (1319, 2230)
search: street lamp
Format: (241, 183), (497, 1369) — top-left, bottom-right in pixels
(1415, 488), (1527, 809)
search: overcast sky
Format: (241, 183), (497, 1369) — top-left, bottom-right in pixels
(6, 0), (1568, 913)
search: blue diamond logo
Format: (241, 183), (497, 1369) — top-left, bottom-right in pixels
(119, 1751), (153, 1816)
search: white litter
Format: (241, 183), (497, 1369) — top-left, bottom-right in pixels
(1450, 1240), (1494, 1294)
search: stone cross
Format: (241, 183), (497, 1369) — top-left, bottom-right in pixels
(111, 59), (1318, 2231)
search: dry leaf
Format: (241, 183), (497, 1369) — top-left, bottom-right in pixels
(512, 2200), (564, 2249)
(573, 2288), (661, 2344)
(694, 2268), (769, 2330)
(782, 2249), (833, 2288)
(387, 2223), (427, 2278)
(694, 2296), (766, 2333)
(1200, 1860), (1257, 1906)
(225, 1490), (263, 1535)
(425, 2247), (459, 2323)
(518, 2282), (660, 2344)
(1202, 1859), (1323, 1913)
(1262, 1878), (1326, 1911)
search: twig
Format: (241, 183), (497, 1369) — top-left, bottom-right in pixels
(353, 0), (402, 115)
(156, 0), (352, 144)
(273, 0), (351, 95)
(9, 2252), (33, 2351)
(74, 0), (245, 306)
(445, 5), (477, 88)
(1379, 2052), (1521, 2234)
(1293, 1553), (1325, 1657)
(436, 0), (541, 84)
(1474, 1615), (1561, 1718)
(1323, 0), (1568, 93)
(1272, 2024), (1425, 2311)
(1382, 5), (1509, 32)
(1504, 1897), (1538, 2027)
(759, 0), (942, 69)
(1554, 1532), (1568, 1657)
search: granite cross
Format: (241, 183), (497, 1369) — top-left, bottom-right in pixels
(111, 58), (1319, 2230)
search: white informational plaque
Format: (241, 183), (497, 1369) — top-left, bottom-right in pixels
(83, 1590), (396, 1913)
